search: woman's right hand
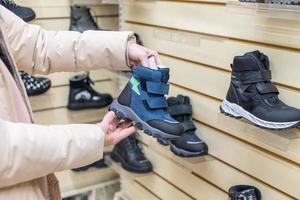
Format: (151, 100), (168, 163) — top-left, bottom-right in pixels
(97, 111), (138, 146)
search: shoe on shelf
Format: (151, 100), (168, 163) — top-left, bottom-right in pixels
(109, 66), (184, 139)
(111, 133), (152, 173)
(69, 5), (102, 32)
(0, 0), (36, 22)
(239, 0), (300, 5)
(229, 185), (261, 200)
(20, 71), (51, 96)
(220, 50), (300, 130)
(67, 74), (113, 110)
(159, 95), (208, 157)
(134, 33), (143, 46)
(71, 154), (109, 172)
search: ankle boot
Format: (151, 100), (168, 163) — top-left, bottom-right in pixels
(20, 71), (51, 96)
(166, 95), (208, 157)
(69, 5), (101, 32)
(229, 185), (261, 200)
(110, 66), (184, 139)
(67, 74), (113, 110)
(111, 134), (152, 173)
(0, 0), (36, 22)
(220, 50), (300, 130)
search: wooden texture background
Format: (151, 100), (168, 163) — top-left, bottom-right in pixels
(14, 0), (300, 199)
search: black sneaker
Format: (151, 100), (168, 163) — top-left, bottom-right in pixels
(20, 71), (51, 96)
(111, 134), (152, 173)
(67, 74), (113, 110)
(161, 95), (208, 157)
(229, 185), (261, 200)
(72, 155), (108, 172)
(0, 0), (36, 22)
(220, 51), (300, 130)
(69, 5), (101, 32)
(134, 33), (143, 46)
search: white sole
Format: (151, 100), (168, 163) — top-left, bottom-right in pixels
(220, 100), (300, 130)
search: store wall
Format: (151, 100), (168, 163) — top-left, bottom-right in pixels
(123, 1), (300, 200)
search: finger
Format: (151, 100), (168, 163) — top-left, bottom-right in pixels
(141, 56), (149, 67)
(115, 126), (138, 142)
(153, 52), (161, 65)
(102, 111), (116, 123)
(118, 120), (133, 129)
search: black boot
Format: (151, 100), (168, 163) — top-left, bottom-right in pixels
(69, 5), (101, 32)
(0, 0), (36, 22)
(71, 154), (109, 172)
(161, 95), (208, 157)
(229, 185), (261, 200)
(67, 74), (113, 110)
(134, 33), (143, 46)
(220, 51), (300, 130)
(20, 71), (51, 96)
(111, 134), (152, 173)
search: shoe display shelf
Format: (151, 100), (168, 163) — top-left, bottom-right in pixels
(15, 0), (119, 31)
(123, 1), (300, 199)
(56, 168), (119, 199)
(226, 1), (300, 20)
(29, 69), (118, 124)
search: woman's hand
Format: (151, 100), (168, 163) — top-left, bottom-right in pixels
(128, 43), (161, 68)
(97, 111), (138, 146)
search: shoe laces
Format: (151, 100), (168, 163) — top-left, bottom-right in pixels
(1, 0), (17, 7)
(124, 135), (141, 151)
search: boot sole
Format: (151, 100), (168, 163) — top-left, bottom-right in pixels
(110, 100), (181, 139)
(110, 151), (152, 173)
(220, 100), (300, 130)
(170, 144), (208, 157)
(68, 101), (112, 110)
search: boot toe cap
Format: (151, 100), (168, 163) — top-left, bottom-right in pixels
(148, 120), (184, 137)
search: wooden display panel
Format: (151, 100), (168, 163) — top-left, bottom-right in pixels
(123, 179), (160, 200)
(33, 107), (107, 124)
(42, 69), (117, 86)
(56, 168), (118, 196)
(125, 23), (300, 90)
(194, 122), (300, 199)
(32, 17), (119, 31)
(138, 134), (293, 200)
(135, 174), (193, 200)
(143, 145), (228, 199)
(29, 80), (118, 111)
(124, 1), (300, 49)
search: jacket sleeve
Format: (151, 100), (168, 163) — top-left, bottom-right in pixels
(0, 119), (105, 189)
(0, 5), (134, 74)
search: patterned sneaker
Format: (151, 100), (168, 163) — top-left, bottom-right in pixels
(20, 71), (51, 96)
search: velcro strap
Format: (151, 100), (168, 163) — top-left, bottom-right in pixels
(232, 70), (272, 84)
(181, 121), (196, 132)
(146, 81), (169, 95)
(168, 105), (192, 116)
(256, 82), (279, 94)
(146, 97), (168, 109)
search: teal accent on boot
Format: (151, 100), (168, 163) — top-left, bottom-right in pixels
(130, 76), (141, 95)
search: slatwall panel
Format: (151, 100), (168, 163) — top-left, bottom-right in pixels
(122, 1), (300, 199)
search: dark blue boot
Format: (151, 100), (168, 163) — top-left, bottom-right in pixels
(110, 66), (184, 139)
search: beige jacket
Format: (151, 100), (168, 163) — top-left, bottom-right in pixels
(0, 5), (134, 200)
